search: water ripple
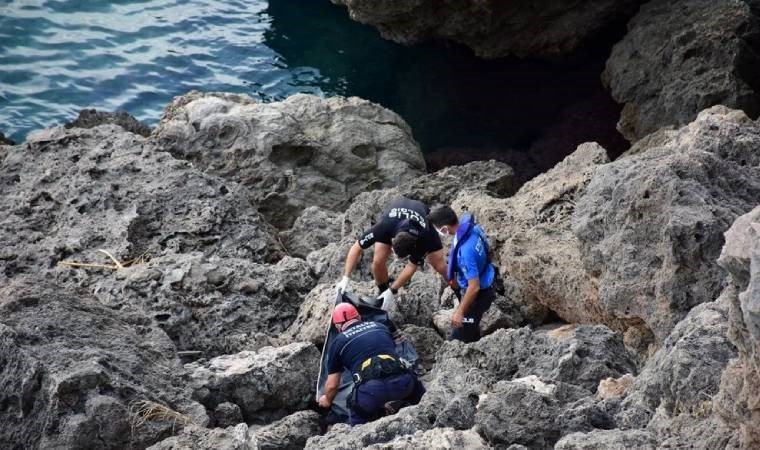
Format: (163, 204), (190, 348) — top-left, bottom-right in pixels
(0, 0), (323, 142)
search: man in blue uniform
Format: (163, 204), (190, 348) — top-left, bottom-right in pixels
(318, 303), (425, 425)
(335, 197), (447, 310)
(429, 206), (496, 343)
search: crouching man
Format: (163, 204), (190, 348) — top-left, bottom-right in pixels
(429, 206), (496, 343)
(318, 303), (425, 425)
(335, 197), (447, 310)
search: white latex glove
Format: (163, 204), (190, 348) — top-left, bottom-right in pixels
(335, 276), (350, 294)
(377, 289), (395, 311)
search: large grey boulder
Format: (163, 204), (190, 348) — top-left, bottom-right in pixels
(714, 206), (760, 448)
(453, 144), (636, 337)
(0, 125), (282, 284)
(603, 0), (760, 141)
(614, 299), (735, 447)
(363, 428), (490, 449)
(0, 282), (207, 450)
(281, 206), (343, 259)
(186, 342), (320, 423)
(331, 0), (643, 58)
(94, 253), (315, 356)
(248, 410), (322, 450)
(475, 379), (592, 449)
(437, 325), (636, 393)
(147, 424), (249, 450)
(572, 106), (760, 343)
(152, 91), (426, 229)
(555, 429), (655, 450)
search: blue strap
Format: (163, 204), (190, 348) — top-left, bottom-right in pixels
(446, 214), (491, 282)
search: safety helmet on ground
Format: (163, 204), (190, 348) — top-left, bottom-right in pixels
(332, 303), (360, 325)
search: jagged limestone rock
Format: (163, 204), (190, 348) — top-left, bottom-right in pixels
(573, 106), (760, 343)
(714, 206), (760, 448)
(152, 91), (426, 229)
(0, 282), (207, 450)
(247, 410), (322, 450)
(603, 0), (760, 141)
(147, 424), (249, 450)
(186, 342), (320, 423)
(331, 0), (643, 58)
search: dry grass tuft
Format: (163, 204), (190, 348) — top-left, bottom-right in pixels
(58, 249), (150, 271)
(129, 400), (195, 437)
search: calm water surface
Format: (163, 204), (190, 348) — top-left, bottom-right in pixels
(0, 0), (619, 155)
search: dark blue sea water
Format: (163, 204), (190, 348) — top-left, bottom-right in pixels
(0, 0), (626, 161)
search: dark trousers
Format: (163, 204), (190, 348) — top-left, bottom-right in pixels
(450, 286), (495, 343)
(350, 372), (426, 425)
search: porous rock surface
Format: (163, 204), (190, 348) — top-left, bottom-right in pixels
(555, 429), (656, 450)
(186, 342), (320, 423)
(453, 143), (633, 335)
(458, 107), (760, 348)
(146, 424), (249, 450)
(0, 124), (282, 280)
(0, 282), (207, 450)
(331, 0), (643, 58)
(573, 106), (760, 343)
(604, 0), (760, 141)
(248, 410), (322, 450)
(94, 253), (315, 356)
(65, 108), (153, 137)
(306, 325), (634, 449)
(613, 299), (736, 447)
(152, 91), (426, 229)
(714, 206), (760, 448)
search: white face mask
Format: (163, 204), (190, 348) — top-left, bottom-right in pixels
(435, 226), (451, 238)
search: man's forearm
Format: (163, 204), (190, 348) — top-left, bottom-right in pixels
(324, 373), (341, 402)
(391, 262), (418, 291)
(343, 243), (362, 277)
(457, 282), (480, 316)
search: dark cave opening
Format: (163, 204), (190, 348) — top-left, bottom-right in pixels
(264, 0), (632, 180)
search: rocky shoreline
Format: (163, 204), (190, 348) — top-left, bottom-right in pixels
(3, 1), (760, 449)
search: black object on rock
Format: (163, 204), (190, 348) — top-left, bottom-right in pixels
(65, 108), (152, 137)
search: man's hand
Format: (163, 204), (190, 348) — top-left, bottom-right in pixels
(377, 289), (394, 310)
(451, 309), (464, 328)
(318, 394), (332, 408)
(335, 276), (350, 294)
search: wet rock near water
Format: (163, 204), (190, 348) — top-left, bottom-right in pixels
(65, 108), (153, 137)
(0, 131), (15, 146)
(152, 91), (426, 229)
(331, 0), (643, 58)
(0, 282), (207, 450)
(603, 0), (760, 142)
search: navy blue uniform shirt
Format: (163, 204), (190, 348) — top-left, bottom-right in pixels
(327, 321), (398, 375)
(357, 197), (442, 265)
